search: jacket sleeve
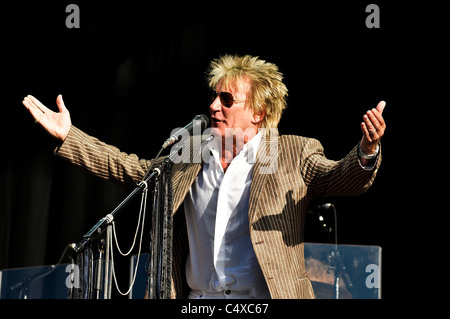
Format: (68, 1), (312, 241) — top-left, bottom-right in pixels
(300, 138), (382, 198)
(54, 125), (152, 187)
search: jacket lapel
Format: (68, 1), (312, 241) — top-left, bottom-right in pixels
(171, 162), (201, 213)
(248, 133), (281, 223)
(170, 136), (211, 214)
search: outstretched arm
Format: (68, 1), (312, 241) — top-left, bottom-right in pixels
(22, 94), (72, 142)
(22, 94), (151, 186)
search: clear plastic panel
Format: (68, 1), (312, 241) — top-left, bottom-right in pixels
(0, 264), (71, 299)
(304, 243), (381, 299)
(0, 243), (381, 299)
(129, 243), (382, 299)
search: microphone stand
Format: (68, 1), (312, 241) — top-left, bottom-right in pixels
(71, 160), (163, 299)
(71, 129), (211, 299)
(73, 171), (160, 255)
(71, 137), (191, 298)
(315, 204), (353, 298)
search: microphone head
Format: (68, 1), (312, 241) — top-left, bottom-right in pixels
(193, 114), (209, 130)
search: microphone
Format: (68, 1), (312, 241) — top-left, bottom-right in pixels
(306, 203), (334, 215)
(162, 114), (209, 149)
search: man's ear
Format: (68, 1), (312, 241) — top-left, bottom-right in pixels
(251, 109), (266, 125)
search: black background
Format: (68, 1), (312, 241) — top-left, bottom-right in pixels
(0, 0), (443, 302)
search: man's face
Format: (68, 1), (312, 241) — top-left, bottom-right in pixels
(209, 79), (258, 140)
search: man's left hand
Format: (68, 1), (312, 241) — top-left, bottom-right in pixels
(360, 100), (386, 154)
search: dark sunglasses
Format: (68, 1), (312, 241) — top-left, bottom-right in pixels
(210, 90), (246, 108)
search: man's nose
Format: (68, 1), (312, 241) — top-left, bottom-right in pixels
(210, 97), (222, 112)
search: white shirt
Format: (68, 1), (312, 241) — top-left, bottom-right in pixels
(183, 131), (271, 299)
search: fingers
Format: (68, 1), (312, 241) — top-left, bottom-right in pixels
(367, 110), (384, 134)
(361, 101), (387, 143)
(360, 101), (387, 155)
(361, 120), (377, 143)
(22, 95), (46, 125)
(361, 121), (371, 142)
(362, 112), (381, 142)
(27, 95), (51, 114)
(22, 94), (69, 126)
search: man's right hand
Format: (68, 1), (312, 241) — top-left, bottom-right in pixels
(22, 94), (72, 142)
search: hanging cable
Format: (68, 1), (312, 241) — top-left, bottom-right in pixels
(109, 184), (149, 296)
(112, 184), (148, 257)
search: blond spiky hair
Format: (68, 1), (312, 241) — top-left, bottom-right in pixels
(207, 55), (288, 134)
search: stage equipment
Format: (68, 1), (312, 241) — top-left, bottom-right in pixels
(69, 115), (209, 299)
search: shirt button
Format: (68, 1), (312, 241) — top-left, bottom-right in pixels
(225, 290), (231, 295)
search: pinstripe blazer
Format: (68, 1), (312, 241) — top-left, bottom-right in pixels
(55, 125), (381, 299)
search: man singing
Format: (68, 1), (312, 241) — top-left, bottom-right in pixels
(22, 54), (386, 299)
